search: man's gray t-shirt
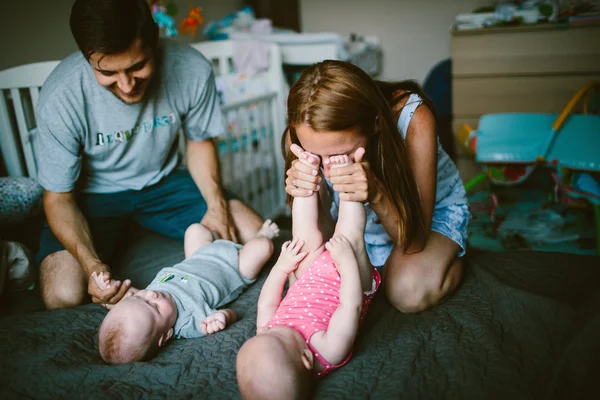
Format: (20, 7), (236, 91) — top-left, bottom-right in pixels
(146, 240), (253, 339)
(34, 39), (223, 193)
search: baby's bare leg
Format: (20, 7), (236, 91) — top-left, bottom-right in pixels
(291, 148), (325, 276)
(330, 155), (372, 291)
(238, 220), (279, 280)
(184, 223), (216, 258)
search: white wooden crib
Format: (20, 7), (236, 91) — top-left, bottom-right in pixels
(0, 40), (288, 219)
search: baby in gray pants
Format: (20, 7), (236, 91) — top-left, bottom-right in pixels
(98, 220), (279, 364)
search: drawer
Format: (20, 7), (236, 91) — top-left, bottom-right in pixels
(452, 25), (600, 76)
(453, 75), (600, 116)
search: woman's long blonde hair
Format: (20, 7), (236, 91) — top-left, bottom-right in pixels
(281, 60), (426, 250)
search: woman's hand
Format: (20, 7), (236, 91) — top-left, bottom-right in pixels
(328, 148), (382, 203)
(285, 144), (322, 197)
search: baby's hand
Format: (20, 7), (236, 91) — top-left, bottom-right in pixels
(92, 271), (114, 291)
(275, 238), (308, 274)
(325, 235), (356, 273)
(200, 309), (236, 335)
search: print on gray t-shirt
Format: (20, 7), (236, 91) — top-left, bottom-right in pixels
(34, 39), (223, 194)
(146, 240), (253, 339)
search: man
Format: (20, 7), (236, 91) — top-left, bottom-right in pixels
(34, 0), (263, 310)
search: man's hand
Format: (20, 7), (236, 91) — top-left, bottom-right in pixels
(88, 267), (131, 309)
(274, 238), (308, 275)
(200, 200), (238, 243)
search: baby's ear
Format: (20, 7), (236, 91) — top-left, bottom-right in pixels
(158, 328), (174, 347)
(301, 347), (314, 370)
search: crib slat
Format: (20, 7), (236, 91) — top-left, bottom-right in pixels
(0, 90), (26, 176)
(262, 100), (277, 217)
(224, 112), (235, 192)
(10, 88), (37, 178)
(269, 96), (285, 214)
(241, 106), (257, 214)
(260, 100), (273, 216)
(250, 101), (265, 216)
(234, 108), (249, 204)
(251, 103), (265, 216)
(243, 104), (255, 214)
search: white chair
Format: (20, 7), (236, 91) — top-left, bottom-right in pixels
(0, 61), (59, 177)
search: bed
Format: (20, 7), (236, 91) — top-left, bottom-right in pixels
(1, 40), (599, 399)
(0, 229), (599, 399)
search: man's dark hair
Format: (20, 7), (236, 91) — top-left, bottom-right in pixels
(70, 0), (159, 61)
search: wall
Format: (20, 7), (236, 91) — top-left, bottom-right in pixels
(0, 0), (243, 71)
(300, 0), (488, 82)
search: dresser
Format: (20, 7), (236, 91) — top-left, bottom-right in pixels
(451, 22), (600, 182)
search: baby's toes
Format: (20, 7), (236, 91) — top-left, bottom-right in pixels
(330, 154), (352, 168)
(301, 151), (320, 166)
(329, 156), (340, 168)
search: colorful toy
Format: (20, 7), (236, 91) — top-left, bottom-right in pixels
(179, 7), (204, 36)
(456, 80), (600, 253)
(150, 1), (178, 37)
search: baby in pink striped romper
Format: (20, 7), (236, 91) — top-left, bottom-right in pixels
(236, 144), (381, 399)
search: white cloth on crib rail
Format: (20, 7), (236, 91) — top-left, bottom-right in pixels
(232, 39), (271, 77)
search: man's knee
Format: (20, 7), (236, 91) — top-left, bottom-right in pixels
(40, 251), (88, 310)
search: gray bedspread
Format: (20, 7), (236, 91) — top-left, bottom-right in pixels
(1, 231), (598, 399)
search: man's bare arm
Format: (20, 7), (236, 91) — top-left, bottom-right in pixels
(186, 138), (237, 242)
(43, 190), (129, 303)
(44, 190), (105, 275)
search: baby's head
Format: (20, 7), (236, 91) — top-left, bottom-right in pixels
(236, 326), (314, 400)
(98, 289), (177, 364)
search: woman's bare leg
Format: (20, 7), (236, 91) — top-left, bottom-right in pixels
(383, 231), (464, 313)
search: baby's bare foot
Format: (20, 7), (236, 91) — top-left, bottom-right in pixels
(325, 234), (356, 271)
(329, 154), (353, 169)
(290, 143), (320, 167)
(256, 219), (280, 239)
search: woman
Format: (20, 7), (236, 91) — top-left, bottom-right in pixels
(282, 60), (470, 313)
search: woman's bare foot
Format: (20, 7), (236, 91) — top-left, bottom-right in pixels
(256, 219), (280, 240)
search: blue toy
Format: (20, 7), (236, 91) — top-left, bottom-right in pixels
(152, 4), (178, 37)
